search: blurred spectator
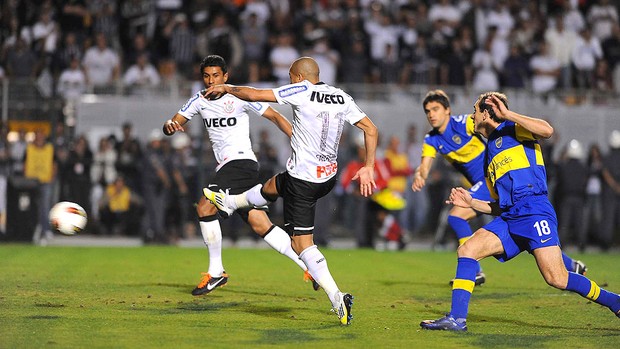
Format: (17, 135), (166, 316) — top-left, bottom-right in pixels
(556, 140), (587, 247)
(161, 138), (188, 243)
(530, 42), (561, 96)
(304, 34), (340, 85)
(545, 15), (578, 89)
(403, 124), (428, 236)
(486, 1), (514, 39)
(115, 122), (142, 193)
(562, 1), (586, 33)
(199, 13), (242, 80)
(90, 1), (119, 50)
(57, 55), (86, 102)
(583, 144), (604, 251)
(141, 129), (170, 244)
(91, 136), (118, 223)
(340, 37), (370, 85)
(5, 37), (38, 78)
(118, 0), (156, 54)
(52, 32), (83, 75)
(502, 44), (529, 88)
(602, 24), (620, 92)
(593, 59), (614, 93)
(572, 28), (603, 90)
(98, 175), (143, 235)
(123, 53), (161, 93)
(471, 37), (499, 92)
(586, 0), (619, 41)
(2, 17), (32, 57)
(439, 37), (469, 86)
(269, 32), (299, 84)
(164, 13), (196, 79)
(240, 12), (269, 82)
(601, 130), (620, 251)
(24, 129), (56, 240)
(255, 129), (280, 184)
(124, 33), (155, 68)
(59, 1), (89, 45)
(32, 8), (59, 56)
(62, 135), (93, 214)
(9, 129), (27, 176)
(170, 132), (197, 238)
(364, 11), (399, 83)
(82, 33), (121, 92)
(0, 124), (10, 233)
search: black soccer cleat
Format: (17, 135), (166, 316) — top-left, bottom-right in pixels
(191, 272), (229, 296)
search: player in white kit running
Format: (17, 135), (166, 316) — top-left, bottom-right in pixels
(162, 55), (319, 296)
(203, 57), (379, 325)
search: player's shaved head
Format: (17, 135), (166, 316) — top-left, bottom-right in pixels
(290, 57), (320, 83)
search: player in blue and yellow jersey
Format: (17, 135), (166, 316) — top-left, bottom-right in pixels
(412, 90), (586, 286)
(420, 92), (620, 331)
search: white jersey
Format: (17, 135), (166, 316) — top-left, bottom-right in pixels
(178, 91), (269, 171)
(273, 80), (366, 183)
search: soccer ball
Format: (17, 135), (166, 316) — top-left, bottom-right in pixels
(49, 201), (87, 235)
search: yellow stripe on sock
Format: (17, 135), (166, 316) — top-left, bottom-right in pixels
(586, 281), (601, 300)
(458, 237), (471, 246)
(452, 279), (475, 293)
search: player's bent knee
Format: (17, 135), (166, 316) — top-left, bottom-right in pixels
(543, 272), (569, 289)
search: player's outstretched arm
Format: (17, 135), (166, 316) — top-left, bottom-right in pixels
(352, 116), (378, 197)
(446, 187), (501, 215)
(262, 107), (292, 138)
(206, 84), (277, 103)
(163, 113), (187, 136)
(412, 156), (433, 192)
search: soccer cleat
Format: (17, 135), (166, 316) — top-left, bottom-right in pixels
(303, 270), (321, 291)
(420, 314), (467, 331)
(449, 272), (486, 287)
(334, 292), (354, 325)
(191, 272), (229, 296)
(203, 188), (235, 217)
(574, 260), (588, 275)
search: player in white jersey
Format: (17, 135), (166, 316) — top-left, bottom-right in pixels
(162, 55), (319, 296)
(203, 57), (378, 325)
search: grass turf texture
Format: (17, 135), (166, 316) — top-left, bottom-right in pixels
(1, 245), (619, 348)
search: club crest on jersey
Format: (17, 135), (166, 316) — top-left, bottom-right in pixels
(223, 100), (234, 113)
(452, 135), (462, 145)
(495, 137), (503, 148)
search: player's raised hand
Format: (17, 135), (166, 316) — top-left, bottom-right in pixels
(485, 95), (509, 120)
(352, 166), (377, 197)
(445, 187), (473, 208)
(163, 119), (184, 135)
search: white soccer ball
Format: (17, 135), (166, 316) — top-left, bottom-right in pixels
(49, 201), (88, 235)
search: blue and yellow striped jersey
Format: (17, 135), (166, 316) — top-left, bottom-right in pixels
(485, 120), (548, 210)
(422, 114), (486, 186)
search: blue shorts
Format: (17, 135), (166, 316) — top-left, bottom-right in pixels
(469, 180), (493, 202)
(482, 195), (560, 262)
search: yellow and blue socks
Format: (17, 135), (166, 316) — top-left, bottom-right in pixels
(565, 272), (620, 315)
(450, 257), (478, 320)
(448, 216), (482, 274)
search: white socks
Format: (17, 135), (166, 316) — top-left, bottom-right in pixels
(263, 226), (307, 271)
(299, 245), (340, 307)
(228, 184), (269, 209)
(199, 220), (224, 277)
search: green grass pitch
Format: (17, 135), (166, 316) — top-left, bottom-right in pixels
(1, 245), (619, 348)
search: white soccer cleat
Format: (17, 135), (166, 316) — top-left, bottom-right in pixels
(333, 292), (354, 325)
(203, 188), (235, 217)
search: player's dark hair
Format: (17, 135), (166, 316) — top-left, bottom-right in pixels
(200, 55), (228, 74)
(422, 89), (451, 110)
(476, 92), (508, 122)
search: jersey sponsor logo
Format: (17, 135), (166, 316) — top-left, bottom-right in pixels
(181, 94), (200, 112)
(203, 117), (238, 128)
(248, 102), (263, 111)
(316, 153), (337, 162)
(223, 100), (234, 113)
(495, 137), (503, 148)
(310, 91), (345, 104)
(452, 135), (462, 145)
(316, 162), (338, 178)
(278, 85), (307, 97)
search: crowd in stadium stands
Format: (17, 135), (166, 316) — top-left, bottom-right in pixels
(1, 0), (619, 248)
